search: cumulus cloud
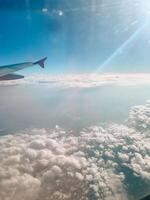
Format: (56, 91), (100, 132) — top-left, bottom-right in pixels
(129, 100), (150, 131)
(0, 129), (126, 200)
(0, 101), (150, 200)
(1, 73), (150, 88)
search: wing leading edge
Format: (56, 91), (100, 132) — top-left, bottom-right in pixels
(0, 57), (47, 79)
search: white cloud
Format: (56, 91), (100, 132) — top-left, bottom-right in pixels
(0, 101), (150, 199)
(129, 100), (150, 131)
(1, 73), (150, 88)
(0, 129), (126, 200)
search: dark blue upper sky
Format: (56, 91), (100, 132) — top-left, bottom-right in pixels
(0, 0), (150, 74)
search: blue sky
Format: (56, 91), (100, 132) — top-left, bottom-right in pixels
(0, 0), (150, 74)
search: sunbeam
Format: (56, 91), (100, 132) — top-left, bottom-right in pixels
(94, 21), (150, 74)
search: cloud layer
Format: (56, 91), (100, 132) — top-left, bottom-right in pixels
(0, 101), (150, 200)
(1, 73), (150, 88)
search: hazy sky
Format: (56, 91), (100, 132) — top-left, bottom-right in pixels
(0, 0), (150, 73)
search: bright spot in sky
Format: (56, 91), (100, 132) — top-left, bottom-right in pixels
(42, 8), (48, 13)
(58, 10), (64, 16)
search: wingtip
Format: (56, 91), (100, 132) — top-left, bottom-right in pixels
(34, 57), (48, 68)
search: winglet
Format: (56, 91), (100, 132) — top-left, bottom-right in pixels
(34, 57), (47, 68)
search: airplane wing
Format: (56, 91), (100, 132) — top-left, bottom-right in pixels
(0, 57), (47, 80)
